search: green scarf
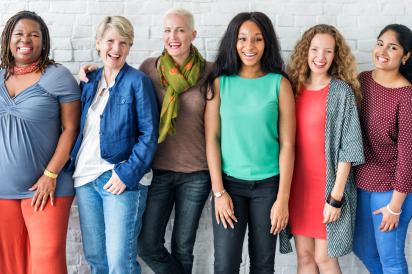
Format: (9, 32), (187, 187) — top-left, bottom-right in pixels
(157, 46), (205, 143)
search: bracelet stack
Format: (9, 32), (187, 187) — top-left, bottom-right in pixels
(326, 193), (345, 208)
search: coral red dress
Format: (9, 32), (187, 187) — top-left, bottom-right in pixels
(289, 84), (329, 239)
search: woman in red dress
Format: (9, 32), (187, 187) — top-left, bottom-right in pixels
(287, 24), (364, 274)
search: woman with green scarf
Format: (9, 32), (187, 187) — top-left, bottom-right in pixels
(138, 8), (211, 274)
(79, 7), (211, 274)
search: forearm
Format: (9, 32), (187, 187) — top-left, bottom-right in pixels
(331, 161), (351, 200)
(389, 191), (407, 213)
(45, 127), (79, 173)
(206, 137), (224, 193)
(277, 143), (294, 203)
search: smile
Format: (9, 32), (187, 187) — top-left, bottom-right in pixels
(169, 42), (181, 49)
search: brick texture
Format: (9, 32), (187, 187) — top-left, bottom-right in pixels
(1, 0), (411, 273)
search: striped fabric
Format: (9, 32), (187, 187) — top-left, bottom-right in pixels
(280, 78), (365, 257)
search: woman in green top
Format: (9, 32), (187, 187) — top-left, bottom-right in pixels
(205, 12), (295, 273)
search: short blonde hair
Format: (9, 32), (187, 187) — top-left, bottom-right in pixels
(96, 16), (134, 46)
(164, 8), (195, 30)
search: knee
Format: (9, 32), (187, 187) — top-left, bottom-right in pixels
(314, 253), (336, 269)
(297, 250), (316, 267)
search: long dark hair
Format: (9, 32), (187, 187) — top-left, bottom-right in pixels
(378, 24), (412, 84)
(1, 10), (55, 80)
(205, 12), (287, 99)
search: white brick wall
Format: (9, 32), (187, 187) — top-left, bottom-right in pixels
(1, 0), (411, 273)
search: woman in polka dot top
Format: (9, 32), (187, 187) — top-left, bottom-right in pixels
(353, 24), (412, 274)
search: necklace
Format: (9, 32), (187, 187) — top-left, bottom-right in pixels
(12, 61), (39, 75)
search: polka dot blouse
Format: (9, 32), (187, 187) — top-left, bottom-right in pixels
(355, 71), (412, 193)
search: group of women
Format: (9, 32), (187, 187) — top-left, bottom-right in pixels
(0, 7), (411, 274)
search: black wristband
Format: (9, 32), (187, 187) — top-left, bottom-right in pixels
(326, 193), (344, 208)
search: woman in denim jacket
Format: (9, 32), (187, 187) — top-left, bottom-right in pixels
(70, 16), (158, 274)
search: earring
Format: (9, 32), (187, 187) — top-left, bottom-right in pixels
(402, 60), (406, 65)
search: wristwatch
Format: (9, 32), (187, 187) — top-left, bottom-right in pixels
(213, 189), (226, 198)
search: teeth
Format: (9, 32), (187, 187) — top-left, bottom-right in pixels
(244, 53), (256, 57)
(18, 47), (32, 53)
(377, 56), (388, 62)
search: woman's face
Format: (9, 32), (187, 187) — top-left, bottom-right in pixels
(163, 14), (196, 66)
(236, 20), (265, 70)
(96, 27), (130, 71)
(373, 30), (410, 72)
(307, 33), (335, 76)
(9, 19), (43, 66)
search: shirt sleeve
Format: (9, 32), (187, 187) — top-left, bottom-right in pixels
(338, 88), (365, 166)
(39, 64), (81, 103)
(394, 98), (412, 193)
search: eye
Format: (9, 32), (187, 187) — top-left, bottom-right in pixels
(238, 37), (246, 42)
(376, 41), (383, 47)
(13, 32), (23, 36)
(390, 46), (398, 51)
(178, 29), (185, 33)
(310, 48), (317, 52)
(255, 37), (264, 42)
(164, 29), (171, 33)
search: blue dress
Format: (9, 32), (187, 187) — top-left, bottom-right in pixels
(0, 64), (80, 199)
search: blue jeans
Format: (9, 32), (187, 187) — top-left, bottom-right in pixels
(76, 171), (148, 274)
(213, 174), (279, 274)
(138, 170), (211, 274)
(354, 189), (412, 274)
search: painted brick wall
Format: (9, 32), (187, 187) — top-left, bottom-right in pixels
(1, 0), (411, 273)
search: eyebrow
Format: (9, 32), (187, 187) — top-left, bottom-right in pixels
(377, 39), (401, 47)
(238, 32), (263, 35)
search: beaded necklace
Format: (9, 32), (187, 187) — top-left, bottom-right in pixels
(12, 61), (39, 75)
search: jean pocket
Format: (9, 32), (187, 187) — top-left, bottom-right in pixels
(97, 170), (113, 185)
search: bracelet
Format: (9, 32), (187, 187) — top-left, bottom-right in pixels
(386, 204), (402, 216)
(213, 189), (226, 198)
(43, 169), (58, 179)
(326, 193), (344, 208)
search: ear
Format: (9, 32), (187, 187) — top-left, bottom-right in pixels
(95, 39), (101, 53)
(191, 30), (197, 41)
(402, 52), (411, 65)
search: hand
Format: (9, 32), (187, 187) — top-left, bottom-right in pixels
(29, 175), (56, 211)
(323, 203), (341, 224)
(373, 205), (400, 232)
(78, 64), (98, 82)
(214, 192), (237, 229)
(103, 171), (127, 195)
(270, 200), (288, 234)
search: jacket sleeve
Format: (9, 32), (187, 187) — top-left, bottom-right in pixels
(338, 87), (364, 166)
(114, 75), (159, 189)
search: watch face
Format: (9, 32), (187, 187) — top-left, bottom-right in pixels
(215, 192), (221, 198)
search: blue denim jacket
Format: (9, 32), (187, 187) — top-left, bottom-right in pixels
(70, 63), (159, 190)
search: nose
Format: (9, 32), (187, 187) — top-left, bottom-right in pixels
(171, 30), (178, 40)
(20, 34), (32, 43)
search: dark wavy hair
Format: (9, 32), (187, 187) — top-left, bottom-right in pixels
(1, 10), (55, 80)
(378, 24), (412, 84)
(205, 12), (287, 99)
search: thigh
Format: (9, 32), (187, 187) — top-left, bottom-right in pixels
(76, 180), (107, 255)
(294, 235), (316, 258)
(0, 199), (28, 274)
(139, 170), (176, 251)
(22, 196), (73, 274)
(353, 189), (379, 258)
(172, 171), (211, 251)
(248, 180), (278, 272)
(103, 185), (148, 262)
(213, 180), (249, 274)
(371, 192), (412, 270)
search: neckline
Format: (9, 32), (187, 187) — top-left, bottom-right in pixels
(369, 70), (412, 90)
(235, 73), (271, 80)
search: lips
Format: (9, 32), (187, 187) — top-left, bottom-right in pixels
(168, 42), (181, 49)
(242, 52), (257, 59)
(108, 53), (120, 61)
(312, 60), (327, 69)
(376, 56), (389, 63)
(17, 46), (33, 54)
